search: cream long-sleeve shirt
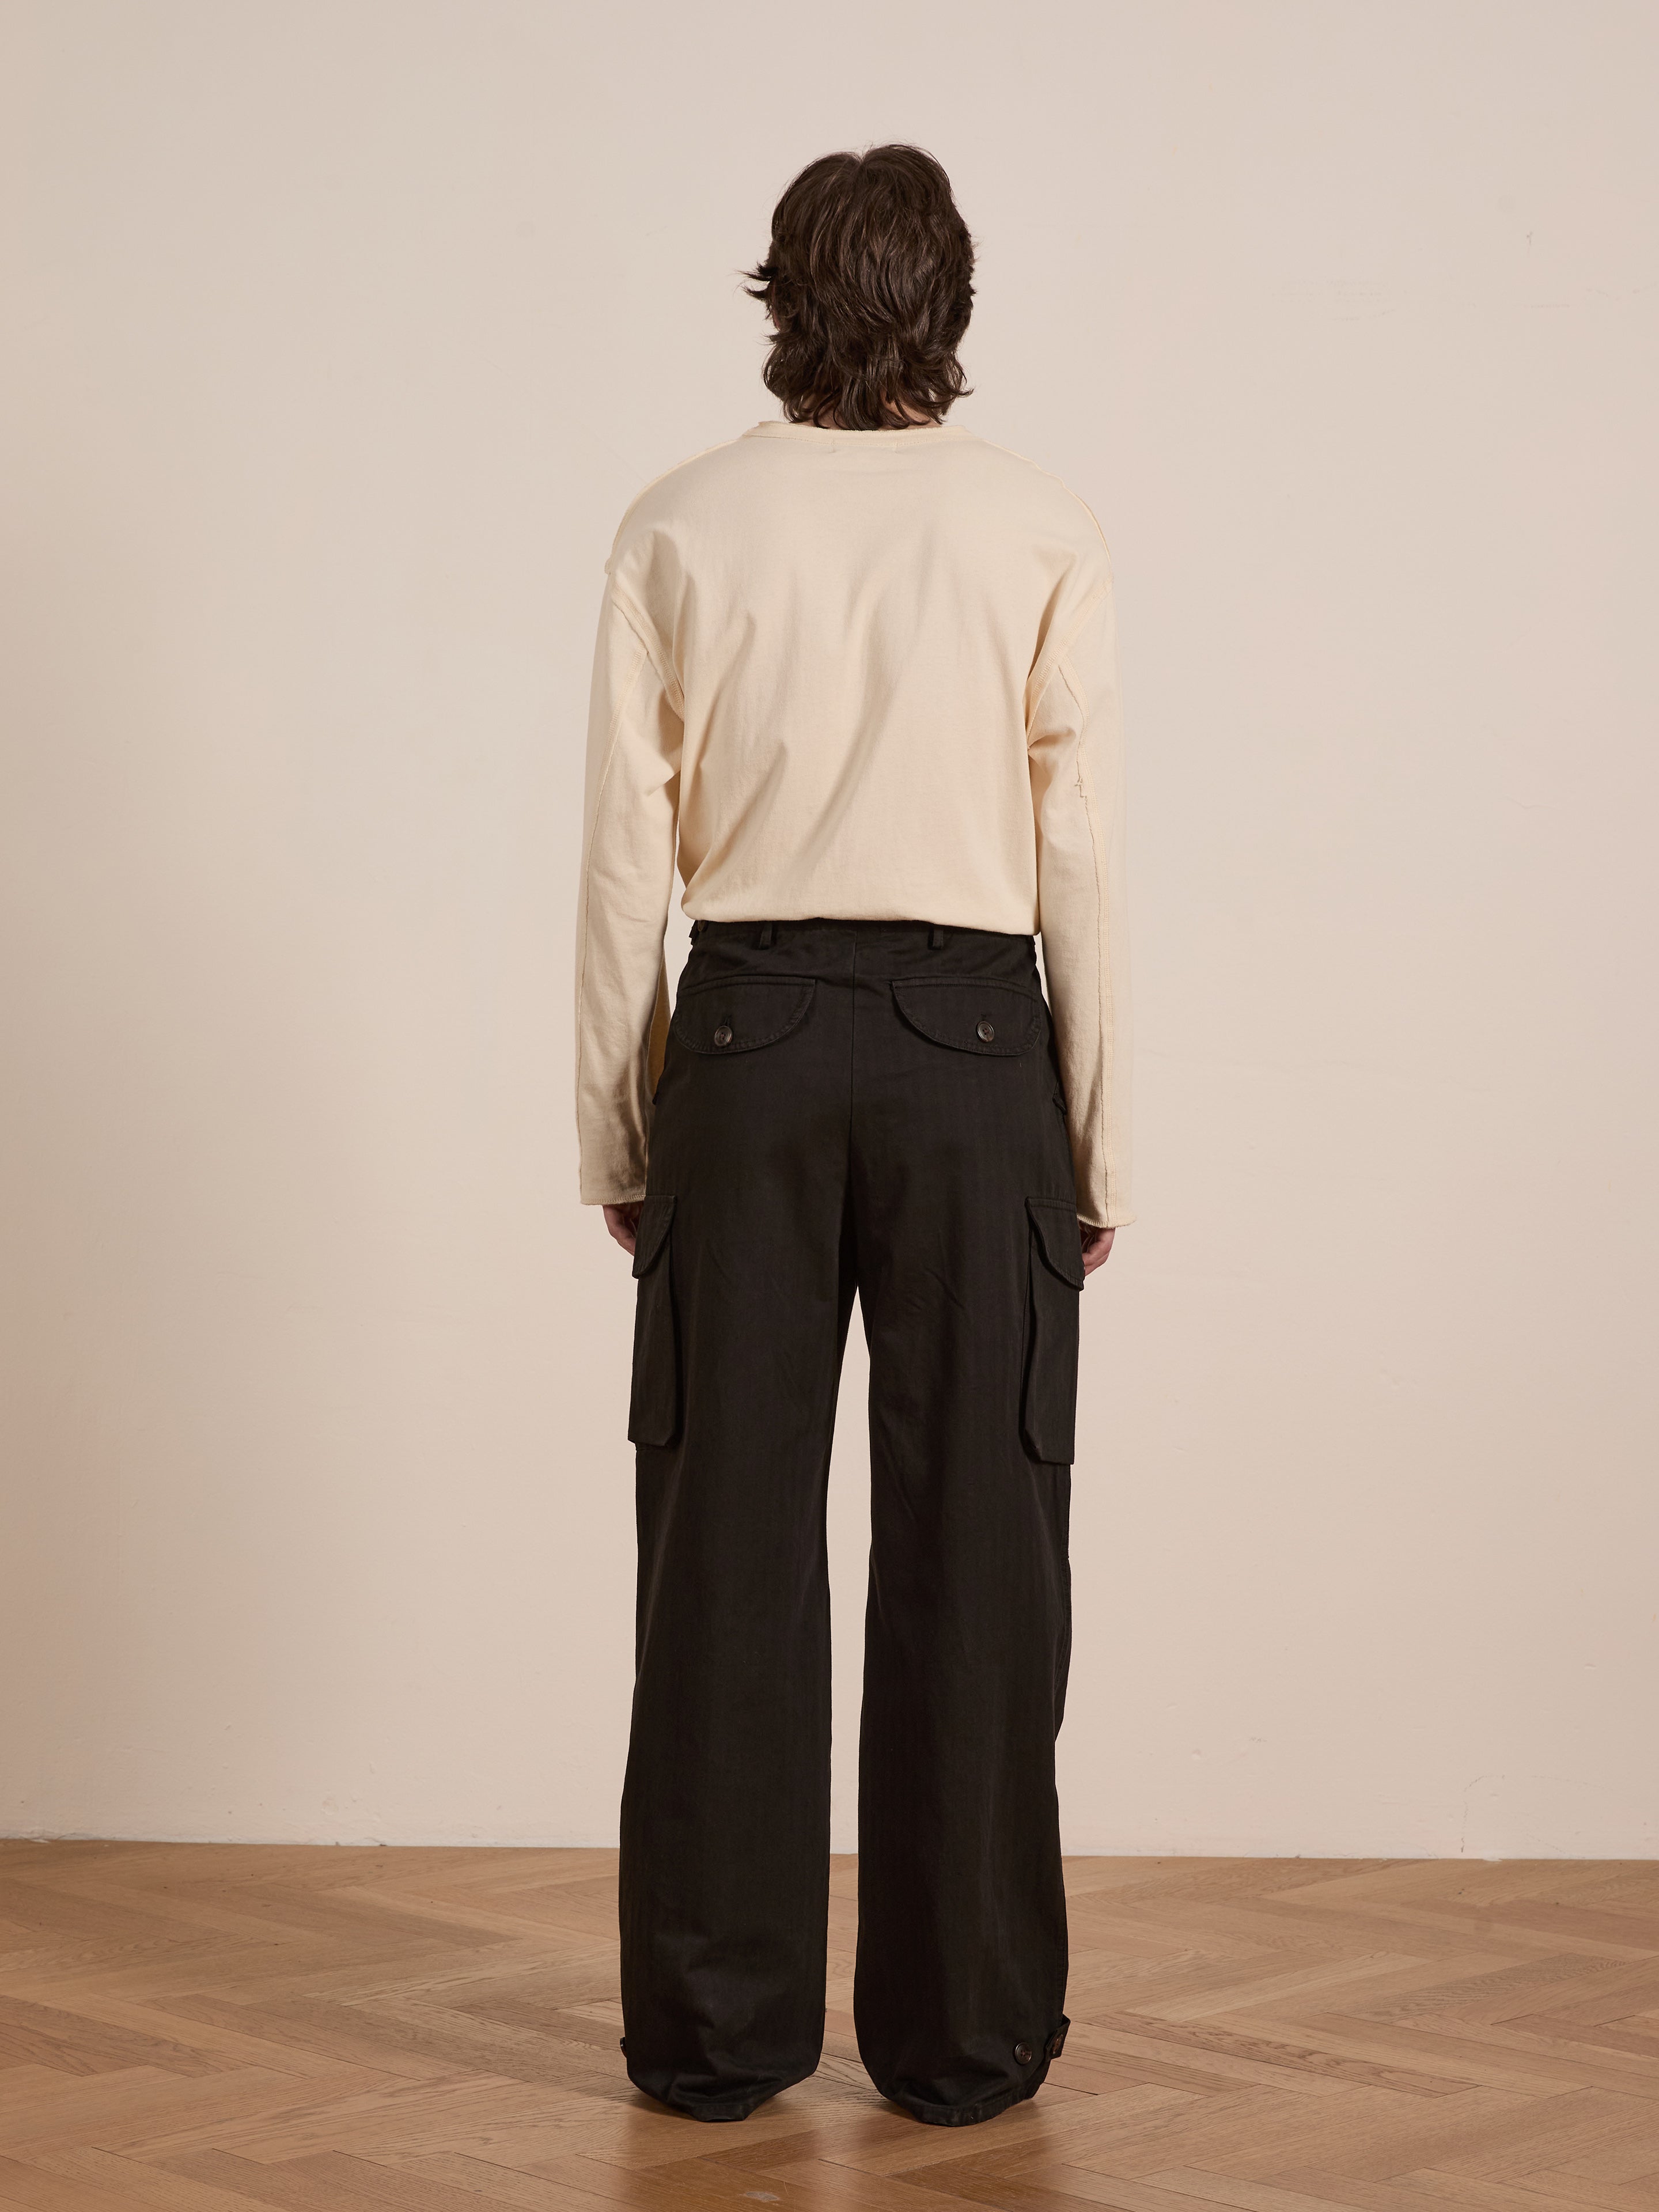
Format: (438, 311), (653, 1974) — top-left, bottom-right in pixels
(574, 418), (1134, 1229)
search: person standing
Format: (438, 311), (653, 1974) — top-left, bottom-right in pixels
(574, 145), (1132, 2127)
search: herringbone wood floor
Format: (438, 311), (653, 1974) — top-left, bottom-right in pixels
(1, 1846), (1657, 2209)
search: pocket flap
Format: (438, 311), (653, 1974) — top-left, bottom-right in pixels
(631, 1193), (676, 1278)
(1027, 1196), (1085, 1289)
(671, 979), (816, 1055)
(891, 979), (1042, 1055)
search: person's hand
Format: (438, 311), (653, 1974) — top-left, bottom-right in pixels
(603, 1202), (642, 1256)
(1081, 1222), (1115, 1278)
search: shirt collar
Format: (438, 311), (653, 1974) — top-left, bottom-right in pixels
(743, 419), (969, 441)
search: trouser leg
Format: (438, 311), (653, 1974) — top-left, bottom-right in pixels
(849, 931), (1078, 2123)
(618, 939), (854, 2122)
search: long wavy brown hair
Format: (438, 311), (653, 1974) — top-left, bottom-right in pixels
(744, 146), (975, 431)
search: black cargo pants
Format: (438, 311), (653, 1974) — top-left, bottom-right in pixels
(618, 918), (1081, 2127)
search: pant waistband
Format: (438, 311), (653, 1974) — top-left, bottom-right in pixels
(683, 916), (1041, 987)
(688, 917), (1032, 953)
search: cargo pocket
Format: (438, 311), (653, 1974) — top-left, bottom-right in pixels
(1021, 1196), (1084, 1464)
(627, 1194), (679, 1448)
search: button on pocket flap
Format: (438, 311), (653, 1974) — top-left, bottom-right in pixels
(1026, 1196), (1085, 1289)
(631, 1193), (676, 1278)
(670, 979), (815, 1055)
(891, 980), (1042, 1055)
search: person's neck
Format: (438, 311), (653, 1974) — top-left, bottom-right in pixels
(815, 405), (937, 430)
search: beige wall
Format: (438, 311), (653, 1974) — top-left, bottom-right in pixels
(3, 0), (1656, 1855)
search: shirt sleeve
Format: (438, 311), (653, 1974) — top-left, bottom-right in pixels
(573, 578), (683, 1206)
(1027, 561), (1134, 1229)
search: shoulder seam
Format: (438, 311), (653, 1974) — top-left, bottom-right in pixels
(957, 431), (1114, 566)
(605, 430), (753, 564)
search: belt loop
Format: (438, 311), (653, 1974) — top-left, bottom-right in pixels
(757, 920), (775, 949)
(929, 924), (946, 949)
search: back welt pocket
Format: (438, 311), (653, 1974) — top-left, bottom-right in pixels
(891, 979), (1043, 1055)
(627, 1194), (679, 1448)
(670, 978), (815, 1055)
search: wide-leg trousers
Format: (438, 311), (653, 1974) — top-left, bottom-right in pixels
(618, 918), (1082, 2126)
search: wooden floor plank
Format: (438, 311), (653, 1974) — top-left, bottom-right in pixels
(0, 1846), (1653, 2209)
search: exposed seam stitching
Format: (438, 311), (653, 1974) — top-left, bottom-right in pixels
(608, 582), (683, 714)
(573, 630), (650, 1195)
(1026, 580), (1108, 740)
